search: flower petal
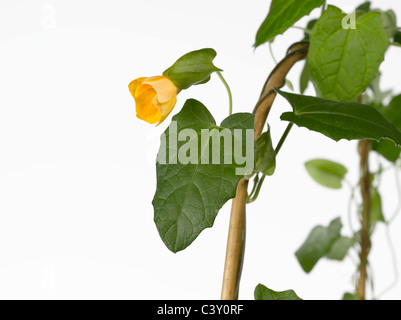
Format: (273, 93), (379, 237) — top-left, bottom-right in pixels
(136, 98), (161, 124)
(131, 80), (161, 124)
(128, 77), (147, 98)
(143, 76), (177, 103)
(129, 76), (178, 125)
(155, 96), (177, 126)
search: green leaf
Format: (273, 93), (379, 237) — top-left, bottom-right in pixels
(379, 10), (397, 38)
(372, 95), (401, 161)
(255, 127), (276, 176)
(343, 292), (360, 300)
(295, 218), (342, 273)
(371, 187), (386, 226)
(356, 2), (371, 14)
(394, 31), (401, 44)
(303, 19), (318, 41)
(285, 79), (294, 92)
(372, 139), (401, 162)
(369, 74), (393, 107)
(254, 0), (324, 47)
(163, 48), (222, 90)
(152, 99), (255, 252)
(308, 5), (389, 101)
(300, 60), (310, 94)
(325, 236), (354, 261)
(383, 95), (401, 128)
(305, 159), (347, 189)
(254, 284), (302, 300)
(278, 90), (401, 146)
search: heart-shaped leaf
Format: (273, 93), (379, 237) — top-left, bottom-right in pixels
(308, 6), (389, 101)
(295, 218), (342, 273)
(152, 99), (255, 252)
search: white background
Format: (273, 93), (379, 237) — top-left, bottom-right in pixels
(0, 0), (400, 300)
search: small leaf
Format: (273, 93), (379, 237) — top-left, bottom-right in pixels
(255, 127), (276, 176)
(356, 2), (371, 13)
(254, 0), (324, 47)
(372, 139), (401, 162)
(285, 79), (294, 92)
(295, 218), (342, 273)
(163, 48), (222, 90)
(371, 187), (386, 226)
(305, 159), (347, 189)
(325, 236), (354, 261)
(369, 74), (393, 106)
(343, 292), (360, 300)
(372, 94), (401, 161)
(308, 5), (389, 101)
(303, 19), (318, 41)
(254, 284), (302, 300)
(379, 10), (397, 38)
(394, 31), (401, 44)
(278, 90), (401, 146)
(153, 99), (255, 252)
(383, 95), (401, 129)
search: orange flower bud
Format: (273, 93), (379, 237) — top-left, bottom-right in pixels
(128, 76), (178, 125)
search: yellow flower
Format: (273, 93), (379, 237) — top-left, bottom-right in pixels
(129, 76), (178, 125)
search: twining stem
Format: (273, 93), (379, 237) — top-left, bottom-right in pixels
(247, 174), (266, 204)
(357, 139), (371, 300)
(216, 71), (233, 116)
(275, 123), (294, 155)
(269, 42), (278, 65)
(221, 42), (309, 300)
(247, 123), (294, 204)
